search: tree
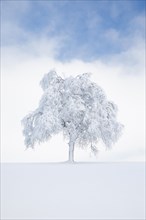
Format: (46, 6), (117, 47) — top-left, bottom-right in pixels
(22, 70), (123, 162)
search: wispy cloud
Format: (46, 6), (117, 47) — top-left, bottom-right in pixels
(1, 1), (145, 60)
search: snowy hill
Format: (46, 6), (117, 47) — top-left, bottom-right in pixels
(1, 162), (145, 219)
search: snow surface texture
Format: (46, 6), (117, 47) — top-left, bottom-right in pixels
(1, 162), (145, 219)
(22, 71), (123, 161)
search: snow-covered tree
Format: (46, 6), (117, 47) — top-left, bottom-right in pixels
(22, 70), (123, 162)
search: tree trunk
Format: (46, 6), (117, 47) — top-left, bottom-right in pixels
(68, 141), (74, 162)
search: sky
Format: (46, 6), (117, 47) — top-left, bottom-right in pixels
(1, 0), (145, 162)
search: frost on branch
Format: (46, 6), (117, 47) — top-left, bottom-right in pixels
(22, 70), (123, 158)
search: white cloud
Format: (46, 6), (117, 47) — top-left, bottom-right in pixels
(1, 38), (145, 162)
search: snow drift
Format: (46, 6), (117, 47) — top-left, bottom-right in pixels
(1, 162), (145, 219)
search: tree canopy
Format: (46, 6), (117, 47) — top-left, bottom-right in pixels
(22, 71), (123, 156)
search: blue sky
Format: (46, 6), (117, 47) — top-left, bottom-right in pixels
(1, 1), (145, 162)
(1, 0), (145, 61)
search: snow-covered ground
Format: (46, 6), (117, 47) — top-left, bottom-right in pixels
(1, 162), (145, 219)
